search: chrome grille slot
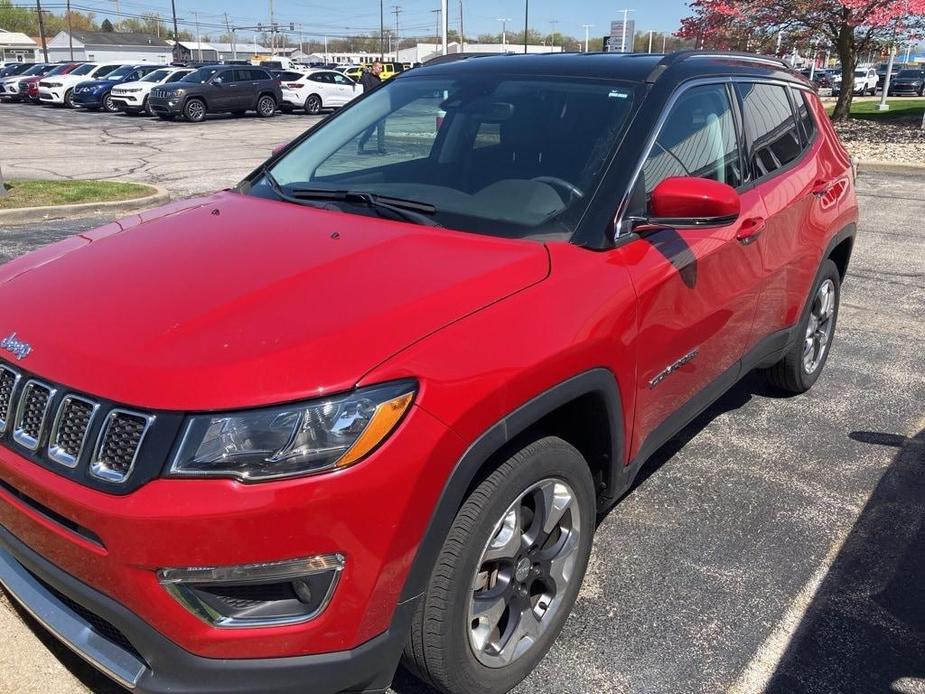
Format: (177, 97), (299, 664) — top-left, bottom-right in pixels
(13, 380), (56, 450)
(0, 365), (20, 433)
(91, 410), (153, 483)
(48, 396), (99, 468)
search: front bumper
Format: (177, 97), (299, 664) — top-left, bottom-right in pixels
(39, 88), (65, 104)
(112, 94), (145, 111)
(0, 523), (414, 693)
(0, 83), (21, 98)
(72, 91), (105, 108)
(148, 97), (184, 115)
(889, 85), (922, 94)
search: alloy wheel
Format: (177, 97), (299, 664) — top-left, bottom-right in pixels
(258, 96), (276, 116)
(467, 478), (581, 668)
(185, 99), (205, 122)
(306, 95), (321, 115)
(803, 278), (836, 374)
(103, 94), (117, 112)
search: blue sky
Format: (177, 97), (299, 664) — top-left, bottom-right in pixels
(81, 0), (690, 43)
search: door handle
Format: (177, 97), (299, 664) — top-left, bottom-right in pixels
(812, 179), (834, 197)
(736, 217), (766, 245)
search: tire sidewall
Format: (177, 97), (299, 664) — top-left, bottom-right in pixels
(257, 95), (276, 117)
(306, 94), (321, 114)
(795, 259), (841, 390)
(184, 98), (205, 122)
(434, 439), (596, 693)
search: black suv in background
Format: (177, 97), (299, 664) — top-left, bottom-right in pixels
(148, 65), (281, 122)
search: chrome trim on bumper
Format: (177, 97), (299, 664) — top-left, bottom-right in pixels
(0, 547), (146, 689)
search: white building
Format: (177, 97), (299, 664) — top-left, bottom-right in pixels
(0, 30), (38, 63)
(397, 42), (562, 65)
(47, 31), (173, 63)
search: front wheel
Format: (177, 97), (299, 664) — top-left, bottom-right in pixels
(256, 94), (276, 118)
(144, 96), (155, 117)
(63, 89), (76, 108)
(403, 436), (596, 694)
(763, 259), (841, 394)
(102, 94), (118, 113)
(183, 98), (206, 123)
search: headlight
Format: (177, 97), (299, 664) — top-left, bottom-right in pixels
(122, 87), (143, 93)
(169, 381), (416, 481)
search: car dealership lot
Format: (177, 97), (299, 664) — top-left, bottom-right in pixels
(0, 170), (922, 694)
(0, 104), (323, 198)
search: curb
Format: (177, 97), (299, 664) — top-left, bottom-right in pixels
(0, 185), (170, 226)
(857, 160), (925, 175)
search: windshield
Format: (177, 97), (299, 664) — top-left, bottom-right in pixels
(21, 64), (48, 76)
(181, 67), (221, 83)
(106, 66), (135, 80)
(259, 74), (638, 240)
(166, 70), (191, 83)
(94, 64), (122, 78)
(45, 64), (73, 76)
(897, 70), (924, 78)
(854, 69), (866, 76)
(143, 69), (171, 82)
(70, 63), (96, 76)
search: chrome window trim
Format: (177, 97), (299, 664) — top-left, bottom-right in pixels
(48, 395), (100, 469)
(12, 380), (57, 451)
(613, 75), (808, 242)
(89, 409), (155, 483)
(0, 364), (22, 434)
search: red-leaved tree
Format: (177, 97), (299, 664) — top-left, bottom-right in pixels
(678, 0), (925, 120)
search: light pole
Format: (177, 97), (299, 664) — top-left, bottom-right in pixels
(441, 0), (448, 55)
(618, 9), (634, 53)
(498, 18), (510, 50)
(523, 0), (528, 54)
(647, 29), (653, 53)
(582, 23), (593, 53)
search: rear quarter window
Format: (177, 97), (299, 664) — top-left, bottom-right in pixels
(735, 82), (803, 179)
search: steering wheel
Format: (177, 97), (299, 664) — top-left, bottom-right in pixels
(531, 176), (584, 203)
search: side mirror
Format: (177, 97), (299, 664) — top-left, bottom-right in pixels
(212, 77), (223, 86)
(647, 176), (741, 227)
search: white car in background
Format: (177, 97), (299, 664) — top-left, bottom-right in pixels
(280, 69), (363, 115)
(832, 67), (879, 95)
(38, 62), (125, 107)
(110, 66), (194, 116)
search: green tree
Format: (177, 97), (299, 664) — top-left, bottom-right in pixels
(100, 18), (114, 32)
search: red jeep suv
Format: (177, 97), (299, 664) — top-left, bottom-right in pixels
(0, 51), (857, 694)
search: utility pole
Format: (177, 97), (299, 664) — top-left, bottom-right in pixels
(458, 0), (464, 52)
(661, 33), (666, 52)
(523, 0), (528, 54)
(112, 0), (120, 30)
(34, 0), (49, 61)
(269, 0), (275, 54)
(549, 20), (558, 50)
(647, 29), (653, 53)
(66, 0), (74, 60)
(432, 8), (440, 48)
(225, 13), (236, 59)
(324, 35), (328, 62)
(380, 0), (385, 58)
(169, 0), (179, 59)
(392, 5), (401, 56)
(191, 10), (202, 60)
(582, 23), (592, 52)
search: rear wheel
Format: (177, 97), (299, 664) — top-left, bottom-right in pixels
(256, 94), (276, 117)
(183, 98), (206, 123)
(403, 436), (595, 694)
(304, 94), (322, 115)
(763, 259), (841, 394)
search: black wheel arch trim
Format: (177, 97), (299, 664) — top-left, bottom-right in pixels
(397, 367), (626, 605)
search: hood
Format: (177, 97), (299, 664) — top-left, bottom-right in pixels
(0, 192), (550, 411)
(113, 79), (148, 90)
(76, 79), (114, 90)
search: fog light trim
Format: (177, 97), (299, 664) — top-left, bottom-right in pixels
(157, 554), (344, 628)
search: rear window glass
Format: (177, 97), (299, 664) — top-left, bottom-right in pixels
(796, 90), (816, 146)
(736, 83), (802, 179)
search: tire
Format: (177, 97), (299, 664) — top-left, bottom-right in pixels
(763, 259), (841, 394)
(256, 94), (276, 118)
(102, 93), (118, 113)
(403, 436), (596, 694)
(183, 98), (206, 123)
(63, 89), (75, 109)
(304, 94), (322, 115)
(144, 96), (155, 117)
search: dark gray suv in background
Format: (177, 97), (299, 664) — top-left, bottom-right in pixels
(148, 65), (282, 122)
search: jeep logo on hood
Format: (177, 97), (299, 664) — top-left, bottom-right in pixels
(0, 332), (31, 360)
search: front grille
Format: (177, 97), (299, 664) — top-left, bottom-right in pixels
(91, 411), (152, 483)
(0, 366), (18, 432)
(13, 381), (55, 450)
(49, 396), (97, 468)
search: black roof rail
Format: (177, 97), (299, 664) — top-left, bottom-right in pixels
(644, 49), (793, 83)
(424, 52), (520, 66)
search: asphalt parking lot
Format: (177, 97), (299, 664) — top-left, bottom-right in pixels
(0, 103), (323, 197)
(0, 169), (922, 694)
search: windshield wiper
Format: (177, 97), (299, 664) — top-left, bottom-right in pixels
(258, 170), (441, 228)
(287, 187), (442, 228)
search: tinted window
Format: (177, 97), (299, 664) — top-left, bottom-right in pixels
(249, 69), (272, 80)
(181, 67), (221, 83)
(736, 83), (802, 179)
(641, 83), (741, 194)
(70, 63), (96, 76)
(310, 72), (333, 83)
(166, 70), (192, 83)
(897, 70), (925, 78)
(796, 90), (816, 146)
(331, 73), (353, 85)
(143, 69), (171, 82)
(95, 64), (123, 77)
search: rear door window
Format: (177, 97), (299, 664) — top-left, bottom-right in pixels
(735, 82), (803, 179)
